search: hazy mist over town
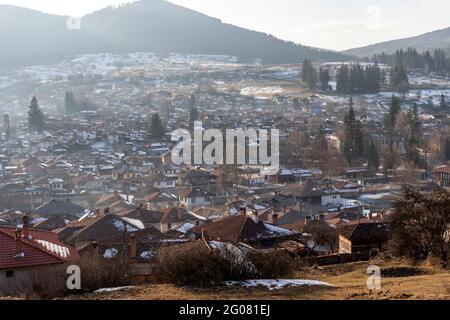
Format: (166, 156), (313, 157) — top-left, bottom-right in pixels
(0, 0), (449, 307)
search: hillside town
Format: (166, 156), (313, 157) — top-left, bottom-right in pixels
(0, 50), (449, 298)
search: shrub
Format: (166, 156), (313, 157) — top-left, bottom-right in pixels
(389, 187), (450, 268)
(156, 247), (295, 287)
(247, 251), (295, 279)
(78, 253), (130, 292)
(156, 250), (251, 287)
(380, 266), (426, 278)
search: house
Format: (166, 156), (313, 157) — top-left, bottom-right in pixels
(338, 222), (390, 256)
(95, 193), (134, 214)
(346, 167), (371, 180)
(152, 174), (177, 190)
(298, 180), (322, 204)
(179, 188), (214, 209)
(0, 182), (46, 211)
(321, 190), (341, 206)
(32, 215), (68, 231)
(34, 199), (88, 221)
(0, 218), (79, 296)
(64, 214), (145, 247)
(192, 210), (296, 248)
(72, 175), (104, 192)
(191, 207), (223, 220)
(269, 193), (297, 212)
(143, 191), (178, 210)
(181, 169), (217, 187)
(159, 207), (207, 233)
(78, 226), (165, 262)
(432, 165), (450, 188)
(48, 178), (69, 194)
(124, 207), (165, 230)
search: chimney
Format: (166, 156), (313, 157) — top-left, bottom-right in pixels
(240, 206), (246, 216)
(129, 234), (137, 259)
(92, 241), (99, 255)
(305, 216), (312, 225)
(368, 212), (373, 220)
(379, 210), (385, 221)
(298, 200), (304, 213)
(319, 214), (325, 222)
(160, 222), (169, 233)
(22, 215), (30, 239)
(14, 229), (23, 257)
(269, 213), (279, 225)
(249, 210), (259, 224)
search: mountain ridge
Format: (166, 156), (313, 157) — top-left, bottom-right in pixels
(0, 0), (351, 69)
(343, 26), (450, 58)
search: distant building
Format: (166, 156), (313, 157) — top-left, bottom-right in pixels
(432, 165), (450, 188)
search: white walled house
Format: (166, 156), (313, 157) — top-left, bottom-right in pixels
(321, 192), (341, 206)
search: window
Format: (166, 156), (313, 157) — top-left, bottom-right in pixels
(5, 270), (14, 278)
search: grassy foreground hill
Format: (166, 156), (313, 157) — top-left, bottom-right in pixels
(66, 261), (450, 300)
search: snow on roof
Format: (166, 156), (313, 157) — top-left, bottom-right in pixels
(122, 217), (145, 230)
(31, 217), (48, 225)
(263, 223), (294, 236)
(36, 239), (70, 259)
(171, 222), (195, 234)
(187, 209), (208, 221)
(140, 250), (156, 259)
(103, 248), (119, 259)
(113, 219), (138, 232)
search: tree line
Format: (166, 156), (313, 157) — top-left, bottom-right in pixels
(373, 48), (450, 75)
(336, 63), (382, 94)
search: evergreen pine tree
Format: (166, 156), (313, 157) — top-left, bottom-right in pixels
(319, 67), (330, 91)
(337, 64), (350, 94)
(368, 142), (379, 171)
(408, 103), (421, 146)
(391, 66), (409, 92)
(28, 96), (44, 132)
(150, 113), (165, 139)
(439, 94), (448, 109)
(385, 95), (401, 130)
(64, 91), (78, 114)
(292, 98), (300, 110)
(342, 104), (365, 166)
(444, 138), (450, 161)
(301, 59), (318, 90)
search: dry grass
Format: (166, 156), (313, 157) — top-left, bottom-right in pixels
(65, 260), (450, 300)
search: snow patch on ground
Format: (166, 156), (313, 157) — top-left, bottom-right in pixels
(225, 279), (334, 290)
(94, 286), (134, 294)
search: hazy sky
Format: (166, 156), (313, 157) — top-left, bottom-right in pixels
(1, 0), (450, 51)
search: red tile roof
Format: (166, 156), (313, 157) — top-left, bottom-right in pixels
(433, 165), (450, 174)
(0, 227), (79, 270)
